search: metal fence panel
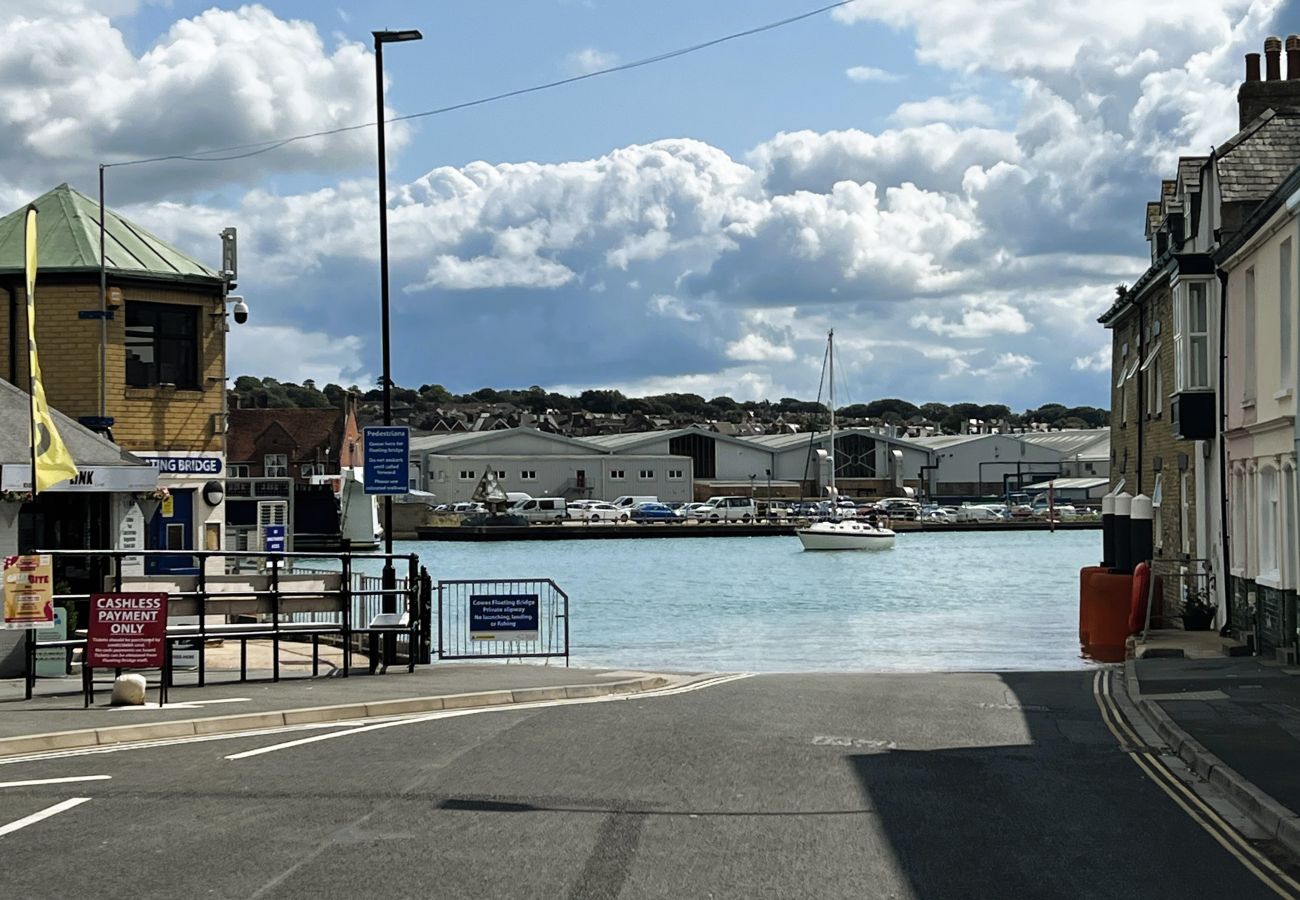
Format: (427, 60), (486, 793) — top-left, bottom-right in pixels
(437, 579), (568, 663)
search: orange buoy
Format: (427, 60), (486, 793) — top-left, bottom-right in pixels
(1080, 568), (1133, 651)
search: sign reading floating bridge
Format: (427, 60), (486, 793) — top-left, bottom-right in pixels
(469, 594), (540, 642)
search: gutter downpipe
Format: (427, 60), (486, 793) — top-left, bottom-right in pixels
(99, 165), (108, 421)
(1137, 298), (1146, 495)
(1218, 265), (1233, 633)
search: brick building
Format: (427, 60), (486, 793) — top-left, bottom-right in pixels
(226, 403), (363, 482)
(0, 184), (238, 575)
(1100, 36), (1300, 630)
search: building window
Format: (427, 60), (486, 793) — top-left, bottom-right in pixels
(1152, 473), (1163, 551)
(1141, 340), (1162, 416)
(1232, 468), (1247, 573)
(125, 301), (200, 389)
(229, 464), (250, 478)
(1283, 238), (1295, 391)
(1244, 268), (1257, 404)
(1259, 465), (1280, 582)
(459, 470), (474, 481)
(264, 454), (287, 477)
(1180, 471), (1192, 555)
(639, 469), (655, 480)
(521, 470), (537, 481)
(301, 464), (317, 477)
(668, 469), (684, 480)
(1174, 280), (1211, 391)
(496, 471), (506, 480)
(1285, 464), (1298, 589)
(610, 469), (625, 480)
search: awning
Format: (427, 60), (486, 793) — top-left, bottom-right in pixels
(1, 464), (158, 493)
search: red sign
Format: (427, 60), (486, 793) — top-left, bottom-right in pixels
(87, 593), (169, 669)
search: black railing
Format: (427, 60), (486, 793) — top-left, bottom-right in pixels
(437, 578), (569, 664)
(21, 548), (432, 701)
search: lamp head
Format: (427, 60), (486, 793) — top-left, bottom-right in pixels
(374, 29), (422, 43)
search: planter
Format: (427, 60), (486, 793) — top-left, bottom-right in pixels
(1181, 611), (1215, 632)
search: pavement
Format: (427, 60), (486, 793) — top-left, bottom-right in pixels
(1127, 653), (1300, 857)
(1, 669), (1294, 899)
(0, 663), (679, 758)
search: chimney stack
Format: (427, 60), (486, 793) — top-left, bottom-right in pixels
(1238, 38), (1300, 130)
(1266, 35), (1283, 80)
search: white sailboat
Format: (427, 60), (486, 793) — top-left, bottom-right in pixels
(796, 330), (896, 551)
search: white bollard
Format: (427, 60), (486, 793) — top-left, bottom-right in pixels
(110, 673), (147, 706)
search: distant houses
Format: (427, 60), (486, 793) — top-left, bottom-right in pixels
(1103, 35), (1300, 653)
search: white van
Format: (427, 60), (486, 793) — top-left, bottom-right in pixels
(507, 497), (567, 523)
(700, 496), (757, 522)
(610, 496), (658, 520)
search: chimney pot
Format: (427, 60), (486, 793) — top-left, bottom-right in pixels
(1266, 35), (1283, 80)
(1247, 52), (1262, 82)
(1288, 35), (1300, 80)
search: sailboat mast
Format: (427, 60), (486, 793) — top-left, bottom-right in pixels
(828, 329), (835, 496)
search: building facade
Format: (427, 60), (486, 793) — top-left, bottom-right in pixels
(0, 184), (239, 575)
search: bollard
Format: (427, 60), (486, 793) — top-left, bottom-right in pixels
(1113, 492), (1133, 573)
(1130, 493), (1154, 570)
(1100, 494), (1116, 567)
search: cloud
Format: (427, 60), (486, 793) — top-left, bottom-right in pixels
(648, 294), (701, 321)
(890, 96), (997, 126)
(1073, 344), (1113, 372)
(229, 325), (370, 387)
(845, 65), (902, 83)
(725, 334), (796, 362)
(910, 297), (1032, 338)
(0, 2), (404, 200)
(567, 47), (619, 74)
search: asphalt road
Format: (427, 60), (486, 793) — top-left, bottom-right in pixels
(1, 669), (1295, 899)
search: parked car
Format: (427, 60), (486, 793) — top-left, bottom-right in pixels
(508, 497), (568, 523)
(630, 502), (683, 523)
(699, 496), (757, 522)
(575, 501), (622, 522)
(682, 502), (714, 519)
(874, 498), (921, 520)
(611, 495), (658, 520)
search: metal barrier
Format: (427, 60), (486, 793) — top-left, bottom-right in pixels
(1140, 556), (1216, 641)
(20, 548), (433, 701)
(437, 579), (568, 664)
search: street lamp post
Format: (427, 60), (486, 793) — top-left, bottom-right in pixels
(374, 28), (421, 661)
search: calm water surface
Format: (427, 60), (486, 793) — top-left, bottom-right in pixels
(368, 529), (1101, 673)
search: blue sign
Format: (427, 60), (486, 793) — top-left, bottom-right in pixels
(363, 426), (410, 495)
(469, 594), (539, 642)
(263, 524), (286, 553)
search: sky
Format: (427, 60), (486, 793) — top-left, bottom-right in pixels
(2, 0), (1295, 410)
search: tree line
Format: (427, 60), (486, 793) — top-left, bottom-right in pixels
(230, 376), (1109, 432)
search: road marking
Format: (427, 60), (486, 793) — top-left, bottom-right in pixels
(1093, 669), (1300, 899)
(0, 797), (90, 838)
(226, 673), (754, 761)
(811, 736), (895, 750)
(0, 776), (111, 789)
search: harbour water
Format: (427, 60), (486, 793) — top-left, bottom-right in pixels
(368, 529), (1101, 673)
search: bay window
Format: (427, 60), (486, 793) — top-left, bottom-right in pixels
(1174, 280), (1211, 392)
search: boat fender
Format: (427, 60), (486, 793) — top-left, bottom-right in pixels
(1128, 561), (1151, 635)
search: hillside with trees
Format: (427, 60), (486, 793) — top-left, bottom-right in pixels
(230, 376), (1108, 435)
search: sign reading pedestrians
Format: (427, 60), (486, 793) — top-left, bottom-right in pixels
(469, 594), (540, 642)
(363, 425), (410, 495)
(2, 554), (54, 629)
(87, 593), (168, 669)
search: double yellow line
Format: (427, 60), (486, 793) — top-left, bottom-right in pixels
(1093, 669), (1300, 898)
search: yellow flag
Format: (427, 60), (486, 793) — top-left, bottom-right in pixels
(24, 206), (78, 493)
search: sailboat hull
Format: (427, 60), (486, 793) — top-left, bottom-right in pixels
(797, 522), (896, 551)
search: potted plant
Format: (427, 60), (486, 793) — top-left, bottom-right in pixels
(1181, 592), (1216, 631)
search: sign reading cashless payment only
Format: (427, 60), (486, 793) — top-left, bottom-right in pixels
(469, 594), (540, 642)
(87, 593), (169, 669)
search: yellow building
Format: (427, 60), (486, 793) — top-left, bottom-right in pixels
(0, 184), (236, 574)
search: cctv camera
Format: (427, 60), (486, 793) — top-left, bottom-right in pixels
(230, 296), (249, 325)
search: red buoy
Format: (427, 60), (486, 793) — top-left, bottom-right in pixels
(1128, 561), (1151, 635)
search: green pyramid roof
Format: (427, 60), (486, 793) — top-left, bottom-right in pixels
(0, 183), (221, 286)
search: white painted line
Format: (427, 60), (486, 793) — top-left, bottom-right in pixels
(0, 797), (90, 838)
(227, 673), (754, 762)
(0, 776), (111, 789)
(113, 698), (252, 712)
